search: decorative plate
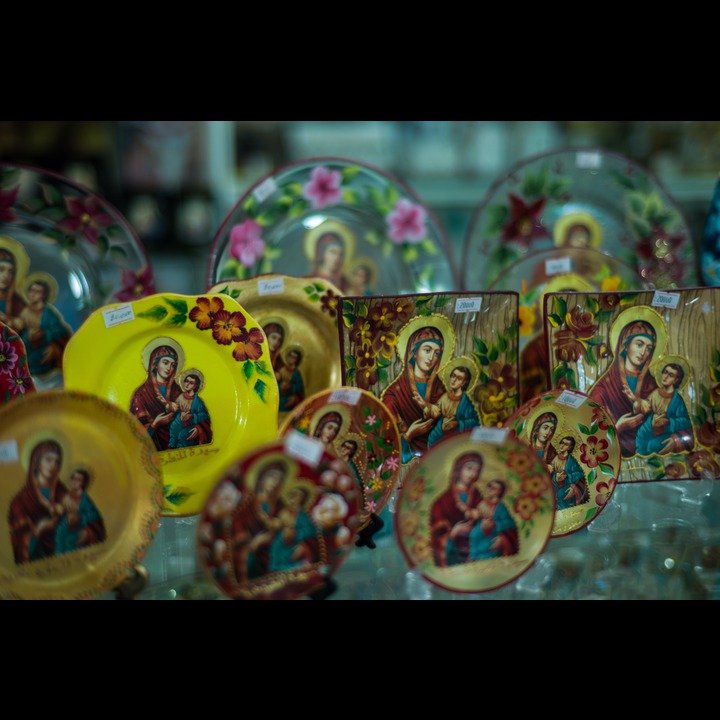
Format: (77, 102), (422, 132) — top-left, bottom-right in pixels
(394, 426), (555, 594)
(62, 291), (280, 516)
(0, 319), (35, 403)
(488, 245), (648, 404)
(700, 173), (720, 287)
(197, 435), (362, 600)
(460, 146), (697, 292)
(0, 389), (163, 600)
(278, 386), (402, 530)
(207, 274), (343, 425)
(504, 387), (621, 536)
(206, 156), (458, 295)
(339, 290), (520, 486)
(542, 287), (720, 483)
(0, 162), (156, 388)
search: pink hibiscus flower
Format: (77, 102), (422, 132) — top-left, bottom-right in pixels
(302, 166), (343, 209)
(57, 196), (114, 245)
(386, 198), (427, 244)
(229, 219), (265, 267)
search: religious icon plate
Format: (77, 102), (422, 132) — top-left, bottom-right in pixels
(699, 173), (720, 287)
(394, 426), (555, 594)
(542, 287), (720, 483)
(338, 290), (520, 486)
(0, 319), (36, 404)
(62, 291), (280, 516)
(0, 389), (163, 600)
(278, 386), (402, 531)
(504, 387), (621, 536)
(197, 436), (362, 600)
(0, 162), (156, 389)
(206, 156), (458, 295)
(207, 274), (343, 426)
(460, 146), (697, 293)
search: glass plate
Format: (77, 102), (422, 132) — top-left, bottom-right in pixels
(0, 319), (36, 403)
(62, 291), (280, 516)
(278, 386), (402, 530)
(208, 274), (343, 425)
(0, 162), (156, 388)
(206, 156), (458, 294)
(197, 436), (362, 600)
(504, 388), (621, 536)
(394, 426), (555, 594)
(0, 389), (163, 600)
(460, 146), (697, 292)
(700, 174), (720, 287)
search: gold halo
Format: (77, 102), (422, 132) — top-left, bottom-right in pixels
(347, 255), (378, 289)
(0, 235), (31, 284)
(336, 430), (366, 472)
(262, 316), (289, 342)
(23, 271), (60, 305)
(440, 355), (479, 394)
(248, 452), (296, 493)
(543, 273), (596, 296)
(280, 476), (319, 509)
(395, 313), (456, 370)
(650, 354), (691, 390)
(524, 405), (565, 445)
(20, 428), (72, 473)
(141, 336), (185, 373)
(553, 211), (602, 249)
(283, 343), (304, 364)
(609, 306), (667, 359)
(304, 218), (356, 264)
(178, 367), (205, 392)
(309, 402), (352, 440)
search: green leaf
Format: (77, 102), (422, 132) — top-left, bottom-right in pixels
(599, 462), (614, 475)
(165, 313), (187, 327)
(253, 378), (268, 402)
(165, 297), (189, 314)
(578, 423), (591, 434)
(109, 245), (128, 262)
(254, 359), (273, 377)
(137, 305), (168, 321)
(553, 295), (567, 318)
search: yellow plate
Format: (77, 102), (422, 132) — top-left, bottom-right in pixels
(208, 275), (342, 425)
(0, 389), (163, 600)
(63, 292), (280, 516)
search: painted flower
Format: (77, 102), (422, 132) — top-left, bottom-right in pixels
(662, 461), (687, 480)
(389, 296), (414, 322)
(0, 185), (19, 223)
(594, 477), (616, 507)
(371, 328), (398, 359)
(521, 472), (550, 498)
(412, 535), (432, 562)
(303, 165), (343, 209)
(564, 306), (598, 340)
(386, 198), (427, 244)
(514, 492), (539, 522)
(312, 492), (349, 527)
(229, 219), (265, 267)
(687, 450), (720, 479)
(505, 447), (536, 476)
(0, 340), (19, 375)
(711, 383), (720, 406)
(349, 318), (373, 347)
(697, 421), (720, 454)
(398, 510), (420, 539)
(599, 276), (623, 292)
(501, 193), (548, 247)
(384, 454), (400, 473)
(355, 360), (378, 390)
(518, 304), (536, 337)
(211, 310), (247, 346)
(116, 265), (155, 301)
(597, 293), (622, 312)
(590, 406), (610, 431)
(580, 435), (610, 468)
(7, 366), (33, 396)
(320, 289), (340, 317)
(553, 328), (586, 363)
(488, 361), (517, 393)
(57, 196), (113, 245)
(474, 380), (510, 425)
(232, 326), (264, 362)
(368, 301), (399, 330)
(189, 296), (225, 330)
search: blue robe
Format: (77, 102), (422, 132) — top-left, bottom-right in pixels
(636, 390), (693, 456)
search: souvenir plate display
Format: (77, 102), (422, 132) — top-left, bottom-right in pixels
(543, 287), (720, 483)
(278, 387), (401, 531)
(339, 290), (519, 483)
(0, 389), (163, 600)
(394, 426), (555, 594)
(197, 436), (362, 600)
(504, 388), (621, 536)
(700, 173), (720, 287)
(207, 274), (343, 424)
(0, 319), (35, 403)
(488, 246), (647, 403)
(62, 291), (279, 516)
(206, 156), (458, 295)
(0, 162), (156, 388)
(460, 147), (697, 292)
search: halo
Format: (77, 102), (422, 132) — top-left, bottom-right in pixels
(304, 218), (356, 264)
(553, 426), (582, 457)
(0, 235), (31, 284)
(336, 430), (366, 472)
(283, 343), (304, 364)
(141, 336), (185, 373)
(524, 405), (564, 444)
(20, 428), (72, 473)
(608, 306), (667, 359)
(543, 272), (596, 296)
(347, 255), (378, 289)
(247, 452), (296, 494)
(309, 402), (352, 440)
(262, 316), (289, 342)
(23, 271), (60, 305)
(553, 211), (602, 249)
(440, 355), (479, 394)
(280, 476), (320, 509)
(650, 354), (691, 390)
(179, 367), (205, 392)
(395, 313), (456, 370)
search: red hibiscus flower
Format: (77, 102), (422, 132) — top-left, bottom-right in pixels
(57, 196), (114, 245)
(501, 193), (549, 248)
(232, 326), (264, 361)
(211, 310), (248, 345)
(115, 265), (156, 301)
(580, 435), (609, 468)
(189, 296), (225, 330)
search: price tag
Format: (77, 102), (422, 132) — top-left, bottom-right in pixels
(471, 426), (508, 444)
(454, 296), (482, 313)
(545, 256), (572, 275)
(284, 430), (323, 466)
(575, 151), (602, 169)
(0, 439), (19, 464)
(258, 276), (284, 296)
(556, 389), (586, 408)
(651, 291), (680, 309)
(329, 388), (361, 405)
(252, 177), (277, 203)
(102, 303), (134, 328)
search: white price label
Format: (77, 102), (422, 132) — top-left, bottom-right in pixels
(102, 303), (134, 328)
(556, 389), (586, 408)
(545, 256), (572, 275)
(252, 177), (277, 203)
(575, 151), (602, 169)
(258, 277), (284, 296)
(454, 296), (483, 313)
(329, 388), (361, 405)
(651, 291), (680, 309)
(284, 430), (323, 466)
(0, 439), (19, 464)
(471, 426), (508, 444)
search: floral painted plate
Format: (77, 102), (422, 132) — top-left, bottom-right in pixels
(542, 287), (720, 484)
(197, 436), (362, 600)
(488, 245), (648, 403)
(700, 173), (720, 287)
(0, 319), (35, 403)
(62, 291), (279, 516)
(394, 426), (555, 594)
(206, 156), (458, 295)
(0, 389), (163, 600)
(207, 274), (343, 425)
(278, 386), (402, 530)
(460, 146), (697, 292)
(504, 387), (621, 536)
(0, 162), (156, 388)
